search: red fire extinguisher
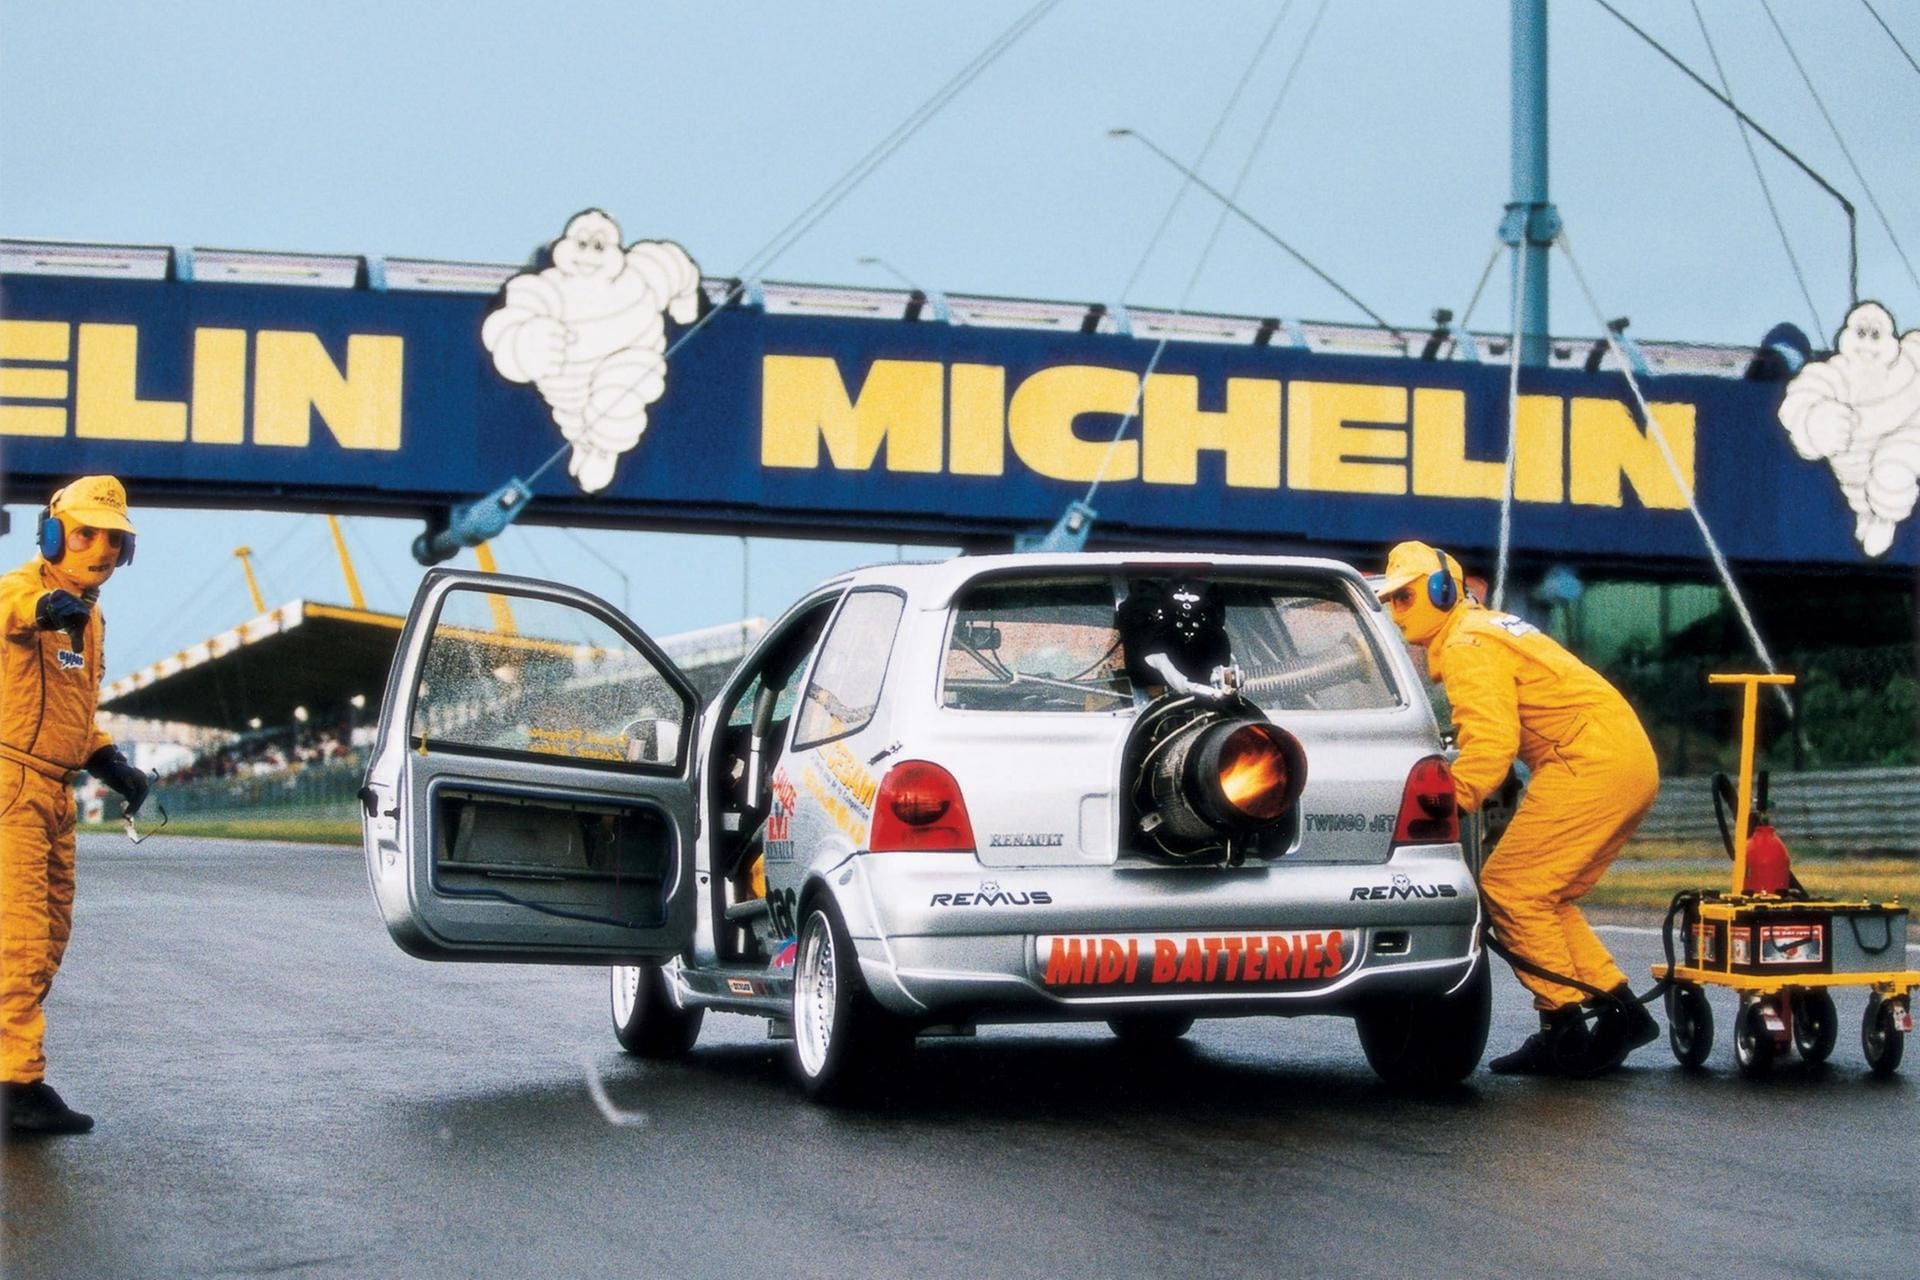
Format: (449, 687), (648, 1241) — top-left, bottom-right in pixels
(1744, 823), (1792, 894)
(1742, 770), (1792, 894)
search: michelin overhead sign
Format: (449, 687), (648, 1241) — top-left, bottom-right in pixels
(0, 217), (1907, 569)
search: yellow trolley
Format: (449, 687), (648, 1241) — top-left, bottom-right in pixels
(1652, 674), (1918, 1078)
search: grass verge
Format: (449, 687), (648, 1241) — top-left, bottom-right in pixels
(81, 818), (360, 845)
(1592, 856), (1920, 910)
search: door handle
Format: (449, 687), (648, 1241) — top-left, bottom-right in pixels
(357, 785), (397, 820)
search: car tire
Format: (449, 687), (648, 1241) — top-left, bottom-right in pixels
(610, 962), (704, 1059)
(1355, 953), (1491, 1088)
(792, 895), (909, 1102)
(1107, 1014), (1196, 1047)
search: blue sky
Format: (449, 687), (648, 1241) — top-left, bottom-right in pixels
(3, 0), (1916, 681)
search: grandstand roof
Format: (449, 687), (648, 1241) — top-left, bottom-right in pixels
(100, 601), (767, 731)
(100, 601), (402, 731)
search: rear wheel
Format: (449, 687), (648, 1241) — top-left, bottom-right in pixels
(1790, 989), (1838, 1064)
(1355, 954), (1491, 1087)
(1666, 984), (1713, 1069)
(1863, 996), (1906, 1078)
(1107, 1014), (1195, 1048)
(610, 962), (703, 1059)
(792, 896), (909, 1102)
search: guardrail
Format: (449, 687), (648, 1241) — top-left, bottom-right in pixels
(1638, 768), (1920, 852)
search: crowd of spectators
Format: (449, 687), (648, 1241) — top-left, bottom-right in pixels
(163, 719), (363, 783)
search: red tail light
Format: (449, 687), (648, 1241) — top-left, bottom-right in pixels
(870, 760), (976, 853)
(1392, 756), (1459, 845)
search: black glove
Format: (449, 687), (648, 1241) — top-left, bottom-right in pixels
(35, 590), (91, 634)
(86, 745), (149, 816)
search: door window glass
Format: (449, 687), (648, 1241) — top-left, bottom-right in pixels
(410, 587), (688, 768)
(794, 591), (905, 748)
(942, 580), (1131, 712)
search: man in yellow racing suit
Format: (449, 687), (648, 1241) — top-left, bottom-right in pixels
(1, 476), (148, 1136)
(1377, 541), (1660, 1077)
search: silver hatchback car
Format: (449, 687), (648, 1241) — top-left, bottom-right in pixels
(362, 553), (1487, 1100)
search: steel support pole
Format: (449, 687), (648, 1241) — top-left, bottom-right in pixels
(1502, 0), (1561, 366)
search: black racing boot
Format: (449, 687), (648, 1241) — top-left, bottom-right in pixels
(1585, 985), (1661, 1074)
(1488, 1005), (1592, 1076)
(1, 1082), (95, 1136)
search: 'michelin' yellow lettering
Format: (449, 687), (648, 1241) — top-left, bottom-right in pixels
(1143, 374), (1279, 487)
(761, 355), (943, 472)
(947, 363), (1006, 476)
(1286, 381), (1407, 495)
(1568, 398), (1695, 509)
(75, 323), (187, 442)
(1008, 365), (1139, 483)
(191, 328), (247, 445)
(253, 331), (404, 450)
(1411, 389), (1563, 502)
(0, 322), (73, 436)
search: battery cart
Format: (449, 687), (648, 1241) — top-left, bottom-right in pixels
(1652, 674), (1918, 1078)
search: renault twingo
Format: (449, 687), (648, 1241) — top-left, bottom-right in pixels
(362, 554), (1487, 1100)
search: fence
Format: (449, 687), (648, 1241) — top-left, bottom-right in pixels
(135, 757), (368, 824)
(1637, 767), (1920, 853)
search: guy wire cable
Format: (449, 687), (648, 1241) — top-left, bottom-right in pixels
(1860, 0), (1920, 80)
(530, 1), (1057, 483)
(1690, 0), (1825, 338)
(1589, 0), (1857, 305)
(1493, 240), (1527, 612)
(1115, 0), (1302, 307)
(1557, 229), (1792, 717)
(524, 0), (1061, 487)
(1763, 0), (1920, 296)
(1085, 0), (1318, 507)
(1446, 240), (1507, 359)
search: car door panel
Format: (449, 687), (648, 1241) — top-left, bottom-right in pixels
(363, 569), (698, 964)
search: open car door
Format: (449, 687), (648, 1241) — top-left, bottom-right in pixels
(362, 569), (698, 964)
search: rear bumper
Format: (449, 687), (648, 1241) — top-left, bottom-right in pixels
(832, 845), (1480, 1020)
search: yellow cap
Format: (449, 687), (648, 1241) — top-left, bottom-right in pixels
(50, 475), (136, 535)
(1376, 540), (1459, 598)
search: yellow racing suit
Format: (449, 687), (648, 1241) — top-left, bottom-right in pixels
(1428, 602), (1659, 1010)
(0, 557), (112, 1084)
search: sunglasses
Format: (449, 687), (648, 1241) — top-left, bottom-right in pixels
(68, 526), (126, 551)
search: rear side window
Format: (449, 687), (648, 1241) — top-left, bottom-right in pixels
(1221, 580), (1397, 711)
(941, 575), (1396, 713)
(943, 581), (1132, 712)
(793, 590), (905, 748)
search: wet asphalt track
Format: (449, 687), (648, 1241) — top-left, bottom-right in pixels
(3, 836), (1915, 1280)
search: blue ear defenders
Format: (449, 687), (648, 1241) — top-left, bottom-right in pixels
(38, 493), (135, 567)
(1426, 547), (1459, 610)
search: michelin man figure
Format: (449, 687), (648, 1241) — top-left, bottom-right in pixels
(483, 210), (701, 492)
(1778, 301), (1920, 557)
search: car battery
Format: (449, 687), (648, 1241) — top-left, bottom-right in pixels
(1680, 897), (1909, 978)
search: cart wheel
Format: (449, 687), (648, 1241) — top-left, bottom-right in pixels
(1666, 984), (1713, 1069)
(1790, 989), (1838, 1064)
(1862, 996), (1906, 1079)
(1734, 1000), (1776, 1079)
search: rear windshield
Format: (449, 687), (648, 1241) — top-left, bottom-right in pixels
(942, 574), (1398, 713)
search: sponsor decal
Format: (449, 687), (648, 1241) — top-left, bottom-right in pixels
(764, 766), (797, 863)
(1689, 922), (1720, 965)
(770, 939), (798, 970)
(1350, 873), (1460, 901)
(1036, 929), (1353, 991)
(801, 743), (875, 846)
(1306, 813), (1396, 833)
(55, 649), (84, 671)
(931, 880), (1053, 908)
(988, 832), (1065, 848)
(726, 978), (758, 996)
(1732, 926), (1752, 967)
(1759, 923), (1824, 965)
